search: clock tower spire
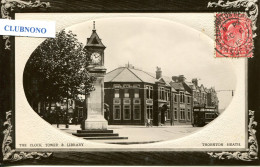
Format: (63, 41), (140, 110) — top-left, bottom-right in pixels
(83, 21), (108, 130)
(85, 21), (106, 67)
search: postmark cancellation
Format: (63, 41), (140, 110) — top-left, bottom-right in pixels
(215, 13), (254, 58)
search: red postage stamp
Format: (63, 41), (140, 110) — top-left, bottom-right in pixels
(215, 13), (254, 58)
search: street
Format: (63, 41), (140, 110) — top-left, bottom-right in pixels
(53, 124), (201, 144)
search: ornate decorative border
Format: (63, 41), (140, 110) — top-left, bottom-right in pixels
(1, 0), (259, 164)
(3, 111), (52, 162)
(3, 109), (258, 162)
(1, 0), (52, 163)
(208, 0), (258, 38)
(207, 0), (258, 161)
(1, 0), (50, 50)
(208, 110), (258, 161)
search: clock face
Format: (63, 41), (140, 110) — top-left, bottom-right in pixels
(90, 52), (101, 64)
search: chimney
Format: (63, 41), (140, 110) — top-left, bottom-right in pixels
(156, 67), (162, 79)
(192, 78), (198, 86)
(178, 75), (186, 82)
(172, 76), (178, 82)
(125, 63), (134, 69)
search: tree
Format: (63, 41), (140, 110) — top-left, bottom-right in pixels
(23, 30), (95, 115)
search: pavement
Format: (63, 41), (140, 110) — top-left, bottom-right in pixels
(53, 124), (201, 144)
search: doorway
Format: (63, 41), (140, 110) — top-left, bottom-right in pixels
(161, 110), (165, 124)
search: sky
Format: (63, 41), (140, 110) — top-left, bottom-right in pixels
(66, 17), (237, 110)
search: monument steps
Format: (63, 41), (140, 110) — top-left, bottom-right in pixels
(72, 133), (119, 137)
(73, 129), (128, 140)
(83, 136), (128, 140)
(77, 130), (114, 133)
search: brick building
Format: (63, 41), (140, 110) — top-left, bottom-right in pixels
(104, 65), (198, 126)
(170, 81), (192, 125)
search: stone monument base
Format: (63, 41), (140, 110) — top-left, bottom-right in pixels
(84, 115), (108, 130)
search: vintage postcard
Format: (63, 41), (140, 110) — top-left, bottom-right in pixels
(1, 0), (259, 165)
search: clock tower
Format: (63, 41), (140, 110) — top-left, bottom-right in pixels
(83, 21), (108, 130)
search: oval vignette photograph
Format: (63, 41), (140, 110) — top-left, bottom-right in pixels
(23, 18), (236, 145)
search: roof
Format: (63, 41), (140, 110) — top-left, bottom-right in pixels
(185, 81), (196, 90)
(204, 88), (209, 93)
(129, 68), (157, 83)
(200, 84), (206, 92)
(161, 76), (172, 84)
(105, 67), (157, 83)
(171, 88), (177, 93)
(147, 72), (172, 84)
(85, 30), (105, 48)
(209, 87), (216, 92)
(105, 66), (211, 94)
(105, 67), (178, 93)
(185, 91), (191, 95)
(196, 86), (200, 92)
(157, 77), (171, 87)
(170, 82), (185, 91)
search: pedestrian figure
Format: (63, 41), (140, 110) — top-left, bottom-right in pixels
(56, 108), (62, 128)
(75, 117), (78, 125)
(69, 117), (73, 124)
(104, 103), (110, 121)
(66, 116), (69, 128)
(146, 118), (152, 127)
(79, 116), (84, 129)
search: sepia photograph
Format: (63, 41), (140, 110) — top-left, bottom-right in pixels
(1, 0), (259, 165)
(13, 13), (248, 152)
(22, 18), (236, 145)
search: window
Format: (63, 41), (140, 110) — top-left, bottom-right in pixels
(187, 109), (191, 120)
(164, 89), (167, 101)
(166, 109), (170, 120)
(123, 105), (131, 120)
(134, 89), (139, 98)
(187, 96), (191, 104)
(133, 99), (140, 104)
(124, 89), (129, 98)
(147, 105), (153, 120)
(180, 108), (185, 120)
(180, 92), (185, 103)
(123, 84), (130, 88)
(146, 99), (153, 105)
(113, 105), (121, 120)
(113, 99), (121, 104)
(133, 105), (141, 120)
(146, 85), (153, 99)
(205, 113), (215, 119)
(114, 84), (121, 88)
(174, 108), (178, 120)
(123, 99), (130, 104)
(162, 88), (165, 100)
(174, 94), (178, 103)
(165, 89), (170, 101)
(133, 84), (140, 88)
(159, 87), (166, 100)
(114, 89), (119, 98)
